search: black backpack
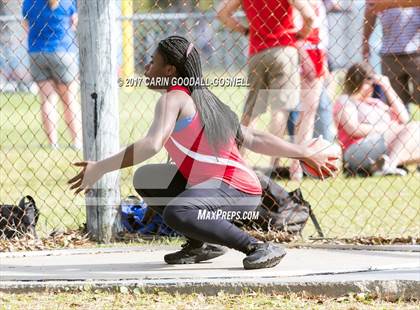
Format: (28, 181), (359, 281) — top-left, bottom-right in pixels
(237, 172), (323, 236)
(0, 196), (39, 239)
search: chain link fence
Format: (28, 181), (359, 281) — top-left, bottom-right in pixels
(1, 0), (419, 247)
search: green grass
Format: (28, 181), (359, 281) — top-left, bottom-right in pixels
(1, 83), (419, 239)
(1, 291), (419, 310)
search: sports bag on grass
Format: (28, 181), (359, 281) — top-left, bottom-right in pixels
(0, 195), (39, 239)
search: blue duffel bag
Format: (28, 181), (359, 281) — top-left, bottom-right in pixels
(120, 195), (179, 236)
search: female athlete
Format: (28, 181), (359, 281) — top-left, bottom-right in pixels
(68, 36), (337, 269)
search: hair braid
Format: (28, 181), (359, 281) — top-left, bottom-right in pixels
(157, 36), (244, 150)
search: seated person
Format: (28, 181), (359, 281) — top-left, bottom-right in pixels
(333, 63), (420, 176)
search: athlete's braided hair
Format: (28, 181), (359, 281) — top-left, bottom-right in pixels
(157, 35), (244, 150)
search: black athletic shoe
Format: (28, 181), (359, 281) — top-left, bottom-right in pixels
(243, 242), (286, 270)
(164, 241), (228, 264)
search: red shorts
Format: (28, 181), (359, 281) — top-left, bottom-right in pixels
(306, 49), (326, 78)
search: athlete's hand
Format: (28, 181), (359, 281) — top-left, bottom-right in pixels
(302, 137), (340, 179)
(68, 161), (104, 195)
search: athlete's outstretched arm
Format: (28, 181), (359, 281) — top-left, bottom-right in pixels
(241, 125), (309, 159)
(68, 93), (181, 194)
(240, 125), (338, 175)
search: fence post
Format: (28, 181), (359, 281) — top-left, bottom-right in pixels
(78, 0), (122, 242)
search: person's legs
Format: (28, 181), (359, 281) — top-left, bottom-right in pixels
(342, 134), (409, 176)
(268, 46), (300, 168)
(287, 111), (299, 139)
(133, 163), (188, 216)
(37, 80), (59, 146)
(133, 164), (228, 259)
(290, 77), (324, 180)
(343, 136), (387, 173)
(30, 53), (59, 146)
(386, 122), (420, 167)
(295, 78), (324, 142)
(240, 51), (269, 156)
(134, 165), (285, 269)
(314, 83), (334, 142)
(51, 52), (82, 148)
(268, 110), (289, 169)
(268, 110), (289, 140)
(162, 179), (286, 269)
(162, 179), (260, 253)
(55, 81), (82, 147)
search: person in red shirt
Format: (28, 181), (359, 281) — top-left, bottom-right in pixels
(68, 36), (337, 270)
(217, 0), (315, 169)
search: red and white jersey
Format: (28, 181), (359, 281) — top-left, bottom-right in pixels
(164, 86), (262, 195)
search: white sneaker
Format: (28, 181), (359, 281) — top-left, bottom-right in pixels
(374, 155), (407, 177)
